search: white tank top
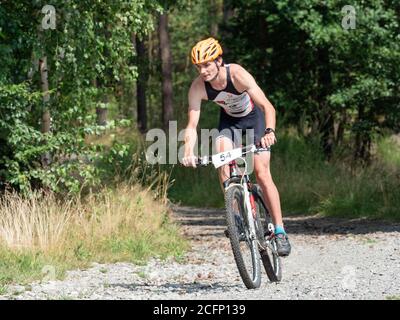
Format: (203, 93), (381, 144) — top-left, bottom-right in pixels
(204, 64), (254, 117)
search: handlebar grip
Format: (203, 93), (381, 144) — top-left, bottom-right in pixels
(254, 143), (271, 152)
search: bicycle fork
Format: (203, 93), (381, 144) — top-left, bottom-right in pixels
(242, 183), (257, 241)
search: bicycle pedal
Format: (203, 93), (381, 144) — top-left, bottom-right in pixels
(264, 230), (274, 238)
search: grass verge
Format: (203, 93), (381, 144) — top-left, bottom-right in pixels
(168, 132), (400, 221)
(0, 184), (188, 289)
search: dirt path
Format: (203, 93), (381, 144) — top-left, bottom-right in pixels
(2, 205), (400, 300)
(170, 205), (400, 300)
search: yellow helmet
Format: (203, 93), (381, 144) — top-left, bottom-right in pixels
(191, 37), (223, 64)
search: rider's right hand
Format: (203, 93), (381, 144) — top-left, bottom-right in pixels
(182, 153), (197, 168)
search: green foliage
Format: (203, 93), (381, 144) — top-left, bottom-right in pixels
(1, 0), (399, 222)
(164, 0), (223, 126)
(169, 164), (223, 208)
(0, 83), (40, 192)
(0, 83), (104, 193)
(222, 0), (400, 159)
(170, 132), (400, 220)
(376, 135), (400, 168)
(0, 1), (163, 193)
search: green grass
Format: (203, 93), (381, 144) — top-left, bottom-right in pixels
(100, 224), (187, 264)
(386, 295), (400, 300)
(377, 135), (400, 168)
(168, 131), (400, 221)
(99, 268), (108, 273)
(361, 238), (378, 245)
(0, 285), (8, 295)
(312, 135), (400, 220)
(0, 249), (67, 290)
(136, 270), (146, 278)
(168, 164), (224, 208)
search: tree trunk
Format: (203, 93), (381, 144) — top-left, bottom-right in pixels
(39, 56), (52, 166)
(354, 105), (372, 163)
(223, 0), (234, 24)
(96, 96), (108, 126)
(135, 35), (148, 133)
(320, 111), (334, 158)
(94, 23), (112, 127)
(336, 110), (347, 146)
(221, 0), (234, 57)
(316, 47), (334, 159)
(92, 78), (108, 126)
(158, 13), (173, 131)
(209, 0), (220, 37)
(39, 57), (50, 133)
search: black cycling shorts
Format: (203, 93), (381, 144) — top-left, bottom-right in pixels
(217, 105), (266, 147)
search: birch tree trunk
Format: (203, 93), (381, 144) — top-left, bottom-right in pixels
(39, 56), (52, 166)
(158, 13), (173, 131)
(135, 35), (148, 133)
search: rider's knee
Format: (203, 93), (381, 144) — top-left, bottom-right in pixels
(215, 136), (234, 152)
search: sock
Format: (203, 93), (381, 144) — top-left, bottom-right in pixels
(274, 225), (286, 235)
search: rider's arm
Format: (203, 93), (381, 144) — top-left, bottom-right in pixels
(231, 64), (277, 147)
(183, 78), (204, 166)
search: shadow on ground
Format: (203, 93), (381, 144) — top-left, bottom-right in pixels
(109, 281), (243, 295)
(171, 205), (400, 236)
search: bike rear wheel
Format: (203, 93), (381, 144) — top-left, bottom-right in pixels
(225, 184), (261, 289)
(252, 184), (282, 282)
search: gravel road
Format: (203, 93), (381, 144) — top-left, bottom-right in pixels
(2, 205), (399, 300)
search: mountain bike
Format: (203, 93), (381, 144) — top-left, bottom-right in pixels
(196, 144), (282, 289)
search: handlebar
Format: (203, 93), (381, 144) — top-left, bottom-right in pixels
(194, 144), (271, 167)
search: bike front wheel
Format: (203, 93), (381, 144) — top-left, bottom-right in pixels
(225, 185), (261, 289)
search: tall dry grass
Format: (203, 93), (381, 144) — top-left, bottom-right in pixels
(0, 191), (73, 251)
(0, 183), (187, 287)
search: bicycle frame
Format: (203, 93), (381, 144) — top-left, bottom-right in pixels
(197, 144), (276, 251)
(225, 157), (278, 254)
(195, 144), (282, 286)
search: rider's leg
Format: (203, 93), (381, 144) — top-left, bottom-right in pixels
(253, 151), (283, 227)
(215, 136), (234, 193)
(253, 151), (291, 256)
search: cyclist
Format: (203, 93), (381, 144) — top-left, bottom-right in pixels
(182, 37), (291, 257)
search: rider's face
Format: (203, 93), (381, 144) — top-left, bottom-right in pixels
(195, 61), (218, 82)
